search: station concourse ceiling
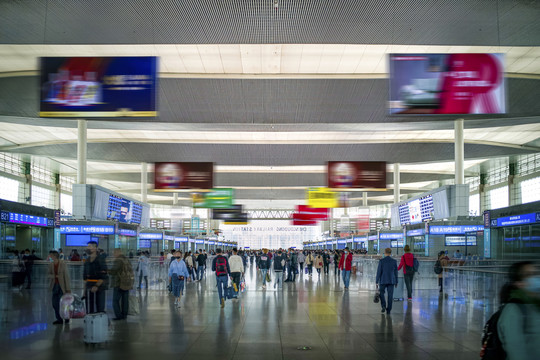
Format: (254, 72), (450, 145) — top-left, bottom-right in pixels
(0, 0), (539, 208)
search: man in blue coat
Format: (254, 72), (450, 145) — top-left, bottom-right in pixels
(376, 248), (398, 315)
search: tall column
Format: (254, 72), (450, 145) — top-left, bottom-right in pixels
(141, 162), (148, 203)
(173, 192), (179, 205)
(393, 163), (400, 203)
(363, 192), (368, 207)
(77, 120), (87, 184)
(455, 119), (465, 185)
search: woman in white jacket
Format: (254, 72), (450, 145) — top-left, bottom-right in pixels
(137, 252), (150, 290)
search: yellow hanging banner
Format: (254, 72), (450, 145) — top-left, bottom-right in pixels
(306, 187), (339, 208)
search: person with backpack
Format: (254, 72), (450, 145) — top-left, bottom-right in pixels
(435, 251), (449, 293)
(109, 248), (134, 320)
(483, 261), (540, 360)
(211, 248), (231, 308)
(397, 245), (417, 301)
(376, 248), (398, 315)
(168, 251), (189, 308)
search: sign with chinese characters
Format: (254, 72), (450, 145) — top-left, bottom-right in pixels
(60, 225), (115, 234)
(429, 225), (484, 235)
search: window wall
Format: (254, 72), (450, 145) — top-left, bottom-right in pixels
(0, 176), (19, 202)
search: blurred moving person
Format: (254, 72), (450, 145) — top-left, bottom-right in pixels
(497, 261), (540, 360)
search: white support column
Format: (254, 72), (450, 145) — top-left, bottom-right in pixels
(455, 119), (465, 185)
(141, 162), (148, 203)
(173, 193), (179, 205)
(393, 163), (400, 204)
(363, 192), (368, 207)
(77, 120), (87, 184)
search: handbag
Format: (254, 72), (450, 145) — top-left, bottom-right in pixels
(178, 276), (185, 281)
(373, 284), (380, 303)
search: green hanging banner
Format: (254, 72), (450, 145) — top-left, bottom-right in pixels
(193, 188), (234, 209)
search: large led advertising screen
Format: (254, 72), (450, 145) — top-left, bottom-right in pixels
(389, 54), (505, 115)
(40, 57), (157, 117)
(154, 162), (214, 190)
(327, 162), (386, 189)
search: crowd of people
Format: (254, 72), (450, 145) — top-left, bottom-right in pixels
(5, 243), (539, 358)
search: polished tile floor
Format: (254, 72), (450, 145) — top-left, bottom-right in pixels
(1, 264), (490, 360)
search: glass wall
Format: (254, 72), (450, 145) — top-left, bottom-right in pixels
(521, 177), (540, 204)
(493, 223), (540, 260)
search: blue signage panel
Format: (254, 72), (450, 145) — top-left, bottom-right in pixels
(380, 233), (403, 240)
(353, 236), (367, 243)
(139, 233), (162, 240)
(6, 212), (51, 227)
(337, 239), (347, 244)
(164, 235), (174, 241)
(429, 225), (484, 235)
(174, 236), (189, 243)
(407, 229), (424, 237)
(496, 213), (538, 227)
(60, 225), (115, 234)
(368, 235), (378, 241)
(138, 240), (151, 248)
(40, 57), (158, 118)
(195, 239), (204, 244)
(119, 229), (137, 237)
(208, 241), (215, 245)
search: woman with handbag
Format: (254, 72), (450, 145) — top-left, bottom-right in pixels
(169, 251), (189, 308)
(397, 245), (416, 301)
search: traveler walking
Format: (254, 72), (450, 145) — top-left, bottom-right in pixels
(169, 251), (189, 308)
(397, 245), (416, 301)
(306, 252), (314, 276)
(258, 249), (271, 289)
(229, 248), (244, 298)
(496, 261), (540, 360)
(322, 251), (330, 275)
(48, 250), (71, 324)
(137, 251), (150, 290)
(297, 251), (305, 273)
(339, 247), (353, 290)
(196, 251), (206, 280)
(334, 250), (341, 276)
(436, 251), (449, 293)
(273, 250), (286, 289)
(109, 248), (134, 320)
(314, 253), (323, 277)
(211, 249), (231, 308)
(376, 248), (398, 315)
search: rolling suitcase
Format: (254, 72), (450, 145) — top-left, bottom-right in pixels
(83, 290), (109, 345)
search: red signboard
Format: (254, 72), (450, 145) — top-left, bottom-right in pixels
(291, 214), (318, 226)
(327, 161), (386, 189)
(295, 205), (329, 220)
(358, 214), (370, 232)
(154, 162), (213, 190)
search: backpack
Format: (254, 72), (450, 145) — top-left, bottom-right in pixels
(480, 303), (526, 360)
(119, 258), (135, 291)
(433, 260), (443, 274)
(215, 256), (227, 276)
(413, 257), (420, 272)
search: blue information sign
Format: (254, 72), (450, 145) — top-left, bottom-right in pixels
(496, 213), (538, 227)
(60, 225), (115, 234)
(139, 233), (162, 240)
(429, 225), (484, 235)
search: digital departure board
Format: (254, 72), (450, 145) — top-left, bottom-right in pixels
(107, 194), (143, 224)
(398, 194), (434, 225)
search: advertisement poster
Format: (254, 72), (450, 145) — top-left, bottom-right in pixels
(193, 188), (234, 208)
(307, 188), (339, 208)
(327, 161), (386, 189)
(389, 53), (505, 115)
(154, 162), (213, 190)
(40, 57), (157, 117)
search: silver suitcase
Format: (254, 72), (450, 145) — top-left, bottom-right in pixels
(83, 291), (109, 344)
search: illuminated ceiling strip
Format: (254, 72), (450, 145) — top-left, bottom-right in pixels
(1, 138), (537, 152)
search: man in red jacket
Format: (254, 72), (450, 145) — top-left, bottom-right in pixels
(338, 247), (353, 290)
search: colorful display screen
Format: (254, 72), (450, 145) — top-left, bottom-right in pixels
(107, 195), (143, 224)
(389, 53), (505, 115)
(65, 234), (99, 247)
(3, 211), (50, 227)
(40, 57), (157, 117)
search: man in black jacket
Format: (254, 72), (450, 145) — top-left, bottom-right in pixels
(211, 248), (231, 308)
(323, 251), (331, 275)
(83, 241), (108, 313)
(273, 250), (286, 290)
(196, 251), (206, 280)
